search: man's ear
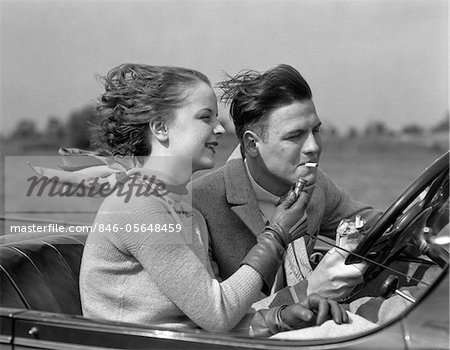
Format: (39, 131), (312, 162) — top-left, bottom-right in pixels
(149, 118), (168, 142)
(242, 130), (261, 158)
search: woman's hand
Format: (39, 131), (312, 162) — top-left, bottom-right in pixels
(240, 180), (313, 291)
(271, 181), (314, 239)
(246, 294), (348, 337)
(281, 294), (348, 329)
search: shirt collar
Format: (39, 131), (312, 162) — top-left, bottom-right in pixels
(244, 160), (281, 207)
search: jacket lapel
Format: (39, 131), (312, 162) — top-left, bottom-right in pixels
(224, 159), (265, 236)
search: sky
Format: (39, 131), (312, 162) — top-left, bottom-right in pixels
(1, 0), (448, 135)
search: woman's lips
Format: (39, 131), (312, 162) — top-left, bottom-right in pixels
(205, 142), (218, 154)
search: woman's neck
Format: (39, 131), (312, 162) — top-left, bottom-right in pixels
(142, 150), (192, 187)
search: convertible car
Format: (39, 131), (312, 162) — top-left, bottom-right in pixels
(1, 151), (448, 349)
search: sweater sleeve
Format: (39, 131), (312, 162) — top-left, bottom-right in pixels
(115, 197), (263, 333)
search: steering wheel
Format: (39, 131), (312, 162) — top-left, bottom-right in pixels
(345, 151), (449, 285)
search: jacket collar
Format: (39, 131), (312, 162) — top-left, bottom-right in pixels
(224, 158), (266, 236)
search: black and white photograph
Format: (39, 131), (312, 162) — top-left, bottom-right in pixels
(1, 0), (448, 349)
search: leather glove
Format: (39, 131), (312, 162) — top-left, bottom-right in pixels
(271, 183), (314, 238)
(248, 294), (348, 337)
(241, 187), (311, 291)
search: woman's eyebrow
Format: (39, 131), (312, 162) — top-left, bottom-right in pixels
(197, 108), (213, 114)
(197, 108), (219, 117)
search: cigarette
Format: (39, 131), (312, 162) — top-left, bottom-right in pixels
(293, 178), (307, 197)
(305, 162), (319, 168)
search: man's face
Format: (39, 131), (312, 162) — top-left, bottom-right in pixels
(255, 99), (322, 194)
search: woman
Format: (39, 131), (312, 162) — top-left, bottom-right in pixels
(79, 63), (347, 336)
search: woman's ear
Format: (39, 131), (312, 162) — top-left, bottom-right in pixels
(149, 118), (168, 142)
(242, 130), (260, 158)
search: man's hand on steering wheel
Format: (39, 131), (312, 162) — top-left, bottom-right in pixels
(306, 245), (367, 300)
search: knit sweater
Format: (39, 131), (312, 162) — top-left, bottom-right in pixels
(79, 179), (263, 333)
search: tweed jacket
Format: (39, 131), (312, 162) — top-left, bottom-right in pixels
(192, 157), (382, 287)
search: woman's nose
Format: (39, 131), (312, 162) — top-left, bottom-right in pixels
(213, 120), (226, 135)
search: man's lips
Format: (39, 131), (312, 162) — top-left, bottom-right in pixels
(299, 161), (319, 168)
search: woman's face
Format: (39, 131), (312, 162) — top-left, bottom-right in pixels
(169, 82), (225, 172)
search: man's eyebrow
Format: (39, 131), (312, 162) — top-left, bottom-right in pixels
(284, 122), (322, 136)
(282, 128), (305, 138)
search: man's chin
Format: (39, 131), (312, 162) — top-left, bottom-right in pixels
(303, 182), (316, 195)
(294, 172), (317, 187)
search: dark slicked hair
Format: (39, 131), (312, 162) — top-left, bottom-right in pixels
(217, 64), (312, 142)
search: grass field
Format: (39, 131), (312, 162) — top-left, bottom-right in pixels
(1, 133), (447, 235)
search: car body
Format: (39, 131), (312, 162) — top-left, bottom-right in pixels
(1, 152), (448, 350)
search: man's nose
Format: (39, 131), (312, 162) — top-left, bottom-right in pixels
(303, 132), (320, 154)
(213, 119), (226, 135)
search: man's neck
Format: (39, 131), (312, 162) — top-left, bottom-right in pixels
(245, 157), (290, 197)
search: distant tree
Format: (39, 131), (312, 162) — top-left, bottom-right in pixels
(364, 121), (392, 136)
(11, 119), (39, 139)
(431, 111), (449, 133)
(347, 127), (358, 138)
(64, 105), (98, 149)
(45, 116), (66, 141)
(324, 125), (339, 138)
(402, 123), (424, 135)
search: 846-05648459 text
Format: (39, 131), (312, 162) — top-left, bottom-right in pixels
(95, 223), (182, 233)
(10, 223), (183, 234)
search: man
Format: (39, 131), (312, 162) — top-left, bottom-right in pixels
(192, 64), (382, 304)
